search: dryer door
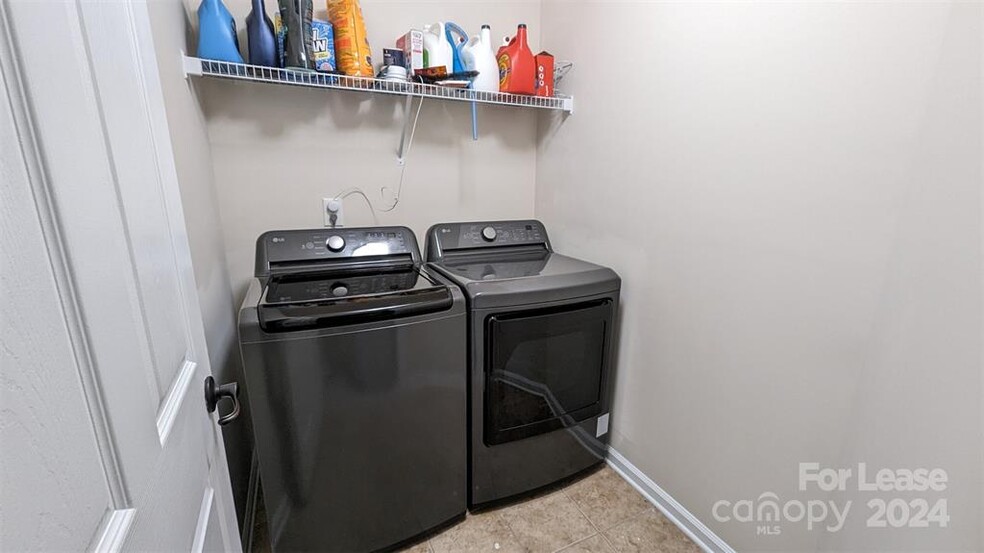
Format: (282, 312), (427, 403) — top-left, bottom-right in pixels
(484, 299), (613, 445)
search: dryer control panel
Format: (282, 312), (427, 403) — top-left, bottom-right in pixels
(425, 220), (551, 260)
(255, 226), (420, 276)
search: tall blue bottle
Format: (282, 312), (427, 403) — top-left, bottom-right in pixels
(246, 0), (278, 67)
(197, 0), (244, 63)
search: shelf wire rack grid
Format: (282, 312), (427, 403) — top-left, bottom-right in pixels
(183, 56), (573, 113)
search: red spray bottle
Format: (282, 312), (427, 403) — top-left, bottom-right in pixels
(497, 24), (535, 95)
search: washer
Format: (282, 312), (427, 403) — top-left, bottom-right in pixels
(425, 220), (620, 508)
(239, 226), (466, 552)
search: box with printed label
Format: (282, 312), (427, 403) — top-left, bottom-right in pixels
(396, 29), (424, 75)
(311, 19), (336, 72)
(535, 51), (554, 97)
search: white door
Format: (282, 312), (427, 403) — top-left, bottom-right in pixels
(1, 0), (242, 551)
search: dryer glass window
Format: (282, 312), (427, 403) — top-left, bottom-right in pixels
(484, 300), (611, 445)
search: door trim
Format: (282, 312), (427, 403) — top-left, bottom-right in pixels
(156, 358), (199, 443)
(89, 509), (137, 553)
(191, 487), (216, 553)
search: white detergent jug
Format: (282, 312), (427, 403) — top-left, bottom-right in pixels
(461, 24), (499, 93)
(422, 22), (453, 74)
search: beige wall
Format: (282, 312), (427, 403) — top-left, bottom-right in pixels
(146, 0), (255, 528)
(202, 0), (543, 295)
(536, 2), (982, 551)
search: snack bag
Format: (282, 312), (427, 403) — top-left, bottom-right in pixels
(326, 0), (372, 77)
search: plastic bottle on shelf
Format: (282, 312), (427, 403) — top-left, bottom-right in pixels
(497, 24), (535, 94)
(246, 0), (278, 66)
(445, 22), (468, 74)
(422, 22), (453, 74)
(278, 0), (314, 69)
(461, 25), (499, 93)
(197, 0), (244, 63)
(496, 36), (509, 61)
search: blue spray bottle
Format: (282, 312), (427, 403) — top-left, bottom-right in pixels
(197, 0), (244, 63)
(246, 0), (278, 66)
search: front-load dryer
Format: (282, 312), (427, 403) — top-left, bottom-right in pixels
(425, 220), (620, 508)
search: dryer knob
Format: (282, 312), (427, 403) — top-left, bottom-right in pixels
(481, 226), (497, 242)
(326, 235), (345, 252)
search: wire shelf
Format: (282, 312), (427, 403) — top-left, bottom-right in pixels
(182, 56), (573, 113)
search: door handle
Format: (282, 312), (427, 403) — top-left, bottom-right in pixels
(204, 376), (240, 426)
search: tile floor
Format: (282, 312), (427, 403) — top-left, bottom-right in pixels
(252, 465), (701, 553)
(404, 466), (700, 553)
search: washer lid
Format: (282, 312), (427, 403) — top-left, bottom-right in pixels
(430, 251), (619, 309)
(258, 267), (452, 331)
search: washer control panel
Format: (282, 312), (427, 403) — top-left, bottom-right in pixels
(256, 226), (419, 276)
(265, 269), (421, 302)
(426, 220), (550, 259)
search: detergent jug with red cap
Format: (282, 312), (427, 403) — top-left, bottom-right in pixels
(497, 24), (535, 95)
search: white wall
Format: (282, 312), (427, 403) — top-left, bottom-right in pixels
(146, 0), (255, 528)
(202, 0), (543, 295)
(537, 3), (982, 551)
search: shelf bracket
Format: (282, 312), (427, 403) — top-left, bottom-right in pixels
(182, 53), (203, 78)
(396, 94), (415, 164)
(471, 102), (478, 141)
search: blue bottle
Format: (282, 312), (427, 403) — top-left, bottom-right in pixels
(246, 0), (278, 67)
(197, 0), (244, 63)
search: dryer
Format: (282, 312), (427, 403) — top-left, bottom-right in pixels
(425, 220), (620, 507)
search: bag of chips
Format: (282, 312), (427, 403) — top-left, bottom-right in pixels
(326, 0), (372, 77)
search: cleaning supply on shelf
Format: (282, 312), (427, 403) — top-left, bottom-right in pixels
(197, 0), (244, 63)
(396, 29), (423, 78)
(383, 48), (405, 68)
(311, 18), (335, 71)
(497, 24), (535, 95)
(422, 22), (453, 74)
(379, 65), (408, 82)
(278, 0), (314, 69)
(327, 0), (372, 77)
(444, 22), (468, 74)
(497, 36), (509, 59)
(246, 0), (278, 66)
(535, 51), (554, 97)
(461, 25), (499, 93)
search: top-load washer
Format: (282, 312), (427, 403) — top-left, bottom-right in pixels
(425, 220), (620, 507)
(239, 226), (467, 552)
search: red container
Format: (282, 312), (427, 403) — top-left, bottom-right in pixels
(497, 24), (535, 95)
(535, 51), (554, 97)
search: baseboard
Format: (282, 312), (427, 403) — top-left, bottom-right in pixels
(606, 447), (735, 553)
(241, 452), (260, 553)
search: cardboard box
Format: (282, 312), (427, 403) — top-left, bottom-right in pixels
(311, 19), (336, 72)
(396, 29), (424, 75)
(535, 51), (554, 97)
(274, 15), (335, 71)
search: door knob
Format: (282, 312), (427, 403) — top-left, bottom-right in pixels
(204, 376), (240, 426)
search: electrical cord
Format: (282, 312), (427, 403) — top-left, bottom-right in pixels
(334, 187), (379, 225)
(328, 96), (424, 227)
